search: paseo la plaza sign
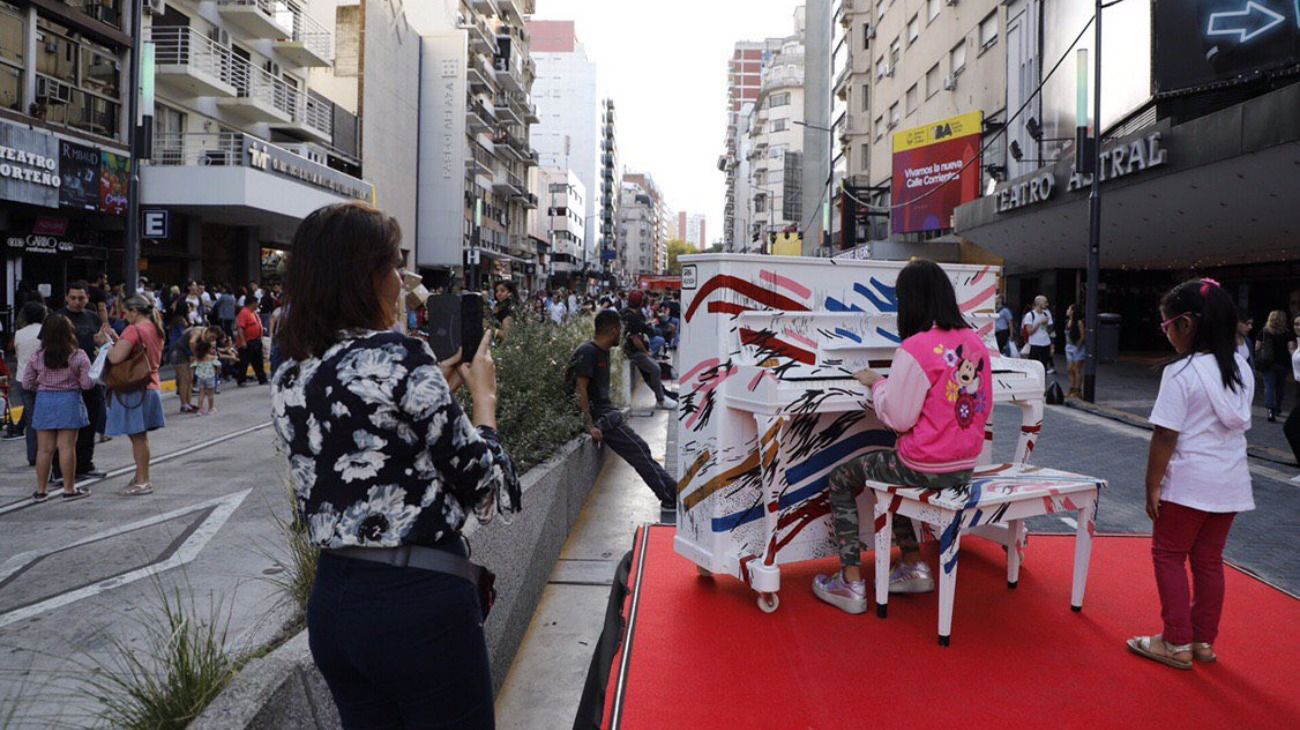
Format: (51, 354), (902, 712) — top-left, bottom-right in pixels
(993, 127), (1169, 214)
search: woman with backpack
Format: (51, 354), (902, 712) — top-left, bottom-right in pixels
(97, 295), (167, 495)
(1254, 310), (1290, 421)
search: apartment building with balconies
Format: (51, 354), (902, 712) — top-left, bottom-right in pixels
(540, 166), (584, 285)
(141, 0), (371, 286)
(416, 0), (539, 290)
(622, 171), (668, 275)
(617, 180), (658, 279)
(598, 97), (619, 282)
(0, 0), (137, 311)
(747, 30), (806, 252)
(719, 36), (785, 252)
(838, 0), (1008, 239)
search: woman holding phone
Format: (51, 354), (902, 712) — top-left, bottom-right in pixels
(273, 202), (520, 729)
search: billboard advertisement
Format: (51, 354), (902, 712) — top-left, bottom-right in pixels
(890, 112), (983, 234)
(1155, 1), (1300, 94)
(99, 151), (129, 215)
(416, 31), (469, 269)
(59, 140), (101, 211)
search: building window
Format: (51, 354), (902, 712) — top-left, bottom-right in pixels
(889, 37), (900, 66)
(908, 15), (920, 45)
(0, 2), (21, 112)
(860, 143), (870, 172)
(771, 118), (787, 132)
(768, 91), (790, 108)
(926, 62), (941, 98)
(862, 21), (871, 49)
(888, 102), (900, 128)
(875, 56), (885, 80)
(874, 115), (884, 141)
(951, 40), (967, 75)
(905, 83), (918, 116)
(861, 84), (870, 112)
(927, 0), (941, 23)
(33, 19), (123, 140)
(979, 11), (999, 50)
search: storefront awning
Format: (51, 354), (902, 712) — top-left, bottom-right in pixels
(953, 82), (1300, 272)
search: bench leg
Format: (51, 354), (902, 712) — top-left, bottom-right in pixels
(1070, 497), (1097, 611)
(873, 498), (892, 618)
(937, 526), (961, 646)
(1006, 520), (1025, 588)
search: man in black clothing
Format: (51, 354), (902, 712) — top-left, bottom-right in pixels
(572, 310), (677, 510)
(620, 291), (675, 409)
(53, 281), (106, 482)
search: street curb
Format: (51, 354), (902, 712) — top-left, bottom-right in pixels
(191, 432), (608, 729)
(1064, 397), (1297, 467)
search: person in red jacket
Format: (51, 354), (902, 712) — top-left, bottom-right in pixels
(235, 301), (267, 386)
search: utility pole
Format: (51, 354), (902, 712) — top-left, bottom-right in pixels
(1083, 0), (1103, 403)
(802, 0), (831, 255)
(124, 0), (144, 295)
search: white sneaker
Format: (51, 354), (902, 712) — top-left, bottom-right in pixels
(812, 571), (868, 614)
(1289, 475), (1300, 485)
(889, 561), (936, 594)
(656, 396), (678, 410)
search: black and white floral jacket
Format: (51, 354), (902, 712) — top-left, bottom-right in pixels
(271, 330), (520, 549)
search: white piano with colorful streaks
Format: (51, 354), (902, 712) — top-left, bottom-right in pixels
(673, 254), (1046, 611)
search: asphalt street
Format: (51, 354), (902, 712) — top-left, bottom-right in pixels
(0, 384), (293, 728)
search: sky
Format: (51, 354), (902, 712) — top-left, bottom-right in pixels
(531, 0), (805, 248)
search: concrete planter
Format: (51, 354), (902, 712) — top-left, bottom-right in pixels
(192, 434), (606, 729)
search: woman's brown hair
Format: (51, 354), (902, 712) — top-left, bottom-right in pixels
(39, 314), (78, 370)
(280, 202), (404, 360)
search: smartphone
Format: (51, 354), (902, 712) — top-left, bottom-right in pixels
(427, 293), (485, 363)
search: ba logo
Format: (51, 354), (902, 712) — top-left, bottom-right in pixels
(934, 123), (954, 140)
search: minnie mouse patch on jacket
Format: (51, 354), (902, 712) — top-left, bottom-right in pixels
(940, 344), (988, 429)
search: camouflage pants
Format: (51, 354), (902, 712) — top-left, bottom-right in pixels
(827, 450), (972, 568)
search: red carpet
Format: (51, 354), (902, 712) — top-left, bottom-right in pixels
(603, 526), (1299, 730)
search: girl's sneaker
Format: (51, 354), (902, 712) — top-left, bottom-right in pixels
(812, 571), (868, 614)
(889, 561), (936, 594)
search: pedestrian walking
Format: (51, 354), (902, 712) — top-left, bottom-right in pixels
(1021, 295), (1055, 375)
(995, 296), (1014, 357)
(274, 202), (520, 730)
(235, 299), (268, 386)
(215, 286), (237, 336)
(23, 315), (93, 503)
(1235, 309), (1254, 370)
(570, 310), (678, 511)
(52, 281), (106, 485)
(1127, 278), (1253, 670)
(812, 259), (992, 614)
(168, 307), (196, 414)
(1065, 303), (1087, 398)
(492, 280), (518, 340)
(99, 295), (167, 496)
(8, 302), (46, 465)
(621, 291), (676, 410)
(1282, 315), (1300, 484)
(1255, 310), (1289, 421)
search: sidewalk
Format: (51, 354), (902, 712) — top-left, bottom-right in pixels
(1070, 354), (1294, 462)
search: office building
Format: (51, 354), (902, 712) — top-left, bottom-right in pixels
(747, 15), (805, 251)
(622, 170), (668, 275)
(618, 179), (657, 279)
(527, 19), (597, 263)
(598, 97), (619, 284)
(719, 36), (784, 251)
(1, 0), (136, 309)
(540, 166), (584, 286)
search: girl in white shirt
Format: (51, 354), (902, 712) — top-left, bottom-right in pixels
(1128, 278), (1253, 670)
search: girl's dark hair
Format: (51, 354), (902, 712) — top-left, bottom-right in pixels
(496, 280), (518, 296)
(39, 314), (77, 370)
(895, 259), (969, 340)
(1161, 279), (1242, 391)
(194, 339), (212, 359)
(280, 203), (404, 360)
(19, 301), (46, 327)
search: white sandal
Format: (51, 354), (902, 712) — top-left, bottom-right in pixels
(1126, 634), (1193, 670)
(120, 483), (154, 496)
(1192, 642), (1217, 663)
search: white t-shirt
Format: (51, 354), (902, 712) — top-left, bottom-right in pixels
(14, 324), (41, 382)
(1022, 310), (1054, 347)
(1149, 353), (1255, 513)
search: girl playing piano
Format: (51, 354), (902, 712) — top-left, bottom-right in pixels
(813, 259), (993, 614)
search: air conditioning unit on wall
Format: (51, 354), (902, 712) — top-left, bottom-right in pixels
(943, 74), (957, 90)
(36, 76), (71, 104)
(144, 0), (166, 15)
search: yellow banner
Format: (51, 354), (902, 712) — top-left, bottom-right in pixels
(772, 232), (802, 256)
(892, 111), (984, 154)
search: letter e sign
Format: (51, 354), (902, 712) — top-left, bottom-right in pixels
(143, 209), (169, 239)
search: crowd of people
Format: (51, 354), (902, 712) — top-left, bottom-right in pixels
(1, 275), (283, 501)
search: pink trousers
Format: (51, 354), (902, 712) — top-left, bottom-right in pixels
(1152, 501), (1236, 645)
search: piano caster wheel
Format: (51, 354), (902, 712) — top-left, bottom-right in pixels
(938, 634), (951, 647)
(876, 604), (887, 618)
(696, 565), (713, 578)
(757, 592), (780, 613)
(1007, 580), (1019, 589)
(1071, 604), (1083, 613)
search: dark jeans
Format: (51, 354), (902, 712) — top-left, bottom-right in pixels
(53, 385), (101, 477)
(995, 329), (1009, 355)
(1029, 344), (1053, 374)
(1261, 365), (1287, 412)
(237, 338), (267, 385)
(1284, 401), (1300, 464)
(308, 549), (493, 730)
(15, 384), (37, 465)
(595, 409), (676, 504)
(626, 349), (667, 403)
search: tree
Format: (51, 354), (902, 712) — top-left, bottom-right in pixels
(666, 239), (693, 275)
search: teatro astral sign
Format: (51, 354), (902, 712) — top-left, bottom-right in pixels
(993, 120), (1171, 214)
(0, 120), (61, 208)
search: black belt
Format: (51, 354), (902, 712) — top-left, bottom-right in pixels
(325, 544), (483, 585)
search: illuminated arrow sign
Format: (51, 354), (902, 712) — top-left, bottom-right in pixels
(1206, 1), (1287, 43)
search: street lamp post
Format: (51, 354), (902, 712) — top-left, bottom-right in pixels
(124, 0), (145, 295)
(1083, 0), (1103, 403)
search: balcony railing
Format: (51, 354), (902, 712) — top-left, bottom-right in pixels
(277, 4), (335, 65)
(150, 131), (245, 167)
(150, 26), (238, 92)
(218, 0), (294, 38)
